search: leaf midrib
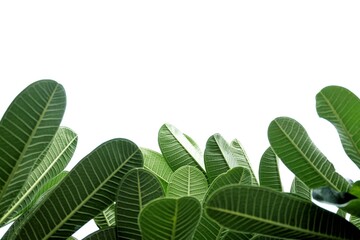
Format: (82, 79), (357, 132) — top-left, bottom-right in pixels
(0, 84), (60, 219)
(207, 206), (345, 240)
(42, 148), (139, 239)
(274, 119), (339, 191)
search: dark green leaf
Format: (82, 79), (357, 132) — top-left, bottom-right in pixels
(259, 147), (282, 192)
(82, 227), (116, 240)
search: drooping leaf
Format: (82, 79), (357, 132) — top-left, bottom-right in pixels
(158, 123), (204, 172)
(139, 196), (201, 240)
(290, 177), (311, 201)
(268, 117), (349, 192)
(82, 226), (116, 240)
(141, 147), (173, 191)
(205, 185), (360, 240)
(204, 167), (252, 203)
(259, 147), (282, 192)
(166, 165), (208, 202)
(205, 134), (240, 183)
(230, 139), (258, 185)
(316, 86), (360, 168)
(93, 203), (115, 229)
(1, 127), (77, 226)
(4, 138), (143, 239)
(0, 80), (66, 223)
(116, 168), (164, 239)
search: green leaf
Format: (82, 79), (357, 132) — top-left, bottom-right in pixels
(0, 80), (66, 222)
(268, 117), (349, 192)
(141, 147), (173, 191)
(222, 231), (253, 240)
(290, 177), (311, 201)
(4, 138), (143, 239)
(116, 168), (164, 239)
(350, 215), (360, 229)
(337, 208), (347, 218)
(82, 226), (116, 240)
(93, 203), (115, 229)
(205, 185), (360, 240)
(167, 165), (208, 202)
(205, 167), (252, 203)
(230, 139), (258, 185)
(193, 212), (227, 240)
(158, 123), (204, 172)
(316, 86), (360, 168)
(139, 196), (202, 240)
(205, 134), (241, 183)
(0, 127), (77, 225)
(259, 147), (282, 192)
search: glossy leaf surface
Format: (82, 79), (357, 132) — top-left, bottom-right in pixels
(205, 185), (360, 240)
(268, 117), (349, 192)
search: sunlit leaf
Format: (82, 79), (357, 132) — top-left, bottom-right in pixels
(268, 117), (349, 192)
(0, 80), (66, 225)
(158, 123), (204, 172)
(205, 185), (360, 240)
(316, 86), (360, 168)
(167, 165), (208, 202)
(230, 139), (258, 185)
(141, 147), (173, 191)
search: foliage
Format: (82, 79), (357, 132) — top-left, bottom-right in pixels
(1, 82), (360, 239)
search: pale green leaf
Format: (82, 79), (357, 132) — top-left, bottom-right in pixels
(205, 185), (360, 239)
(139, 196), (201, 240)
(116, 168), (164, 239)
(141, 147), (173, 191)
(1, 127), (77, 225)
(316, 86), (360, 168)
(268, 117), (349, 192)
(205, 134), (240, 183)
(230, 139), (258, 185)
(259, 147), (282, 192)
(0, 80), (66, 223)
(167, 165), (208, 202)
(158, 123), (204, 172)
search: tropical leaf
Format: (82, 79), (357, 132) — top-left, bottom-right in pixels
(316, 86), (360, 168)
(167, 165), (208, 202)
(0, 80), (66, 223)
(204, 167), (252, 203)
(3, 138), (143, 239)
(139, 196), (202, 240)
(193, 212), (227, 240)
(0, 127), (77, 225)
(82, 226), (116, 240)
(230, 139), (258, 185)
(290, 177), (311, 201)
(158, 123), (204, 172)
(205, 134), (241, 183)
(337, 208), (347, 218)
(93, 203), (115, 229)
(222, 231), (253, 240)
(259, 147), (282, 192)
(268, 117), (349, 192)
(141, 147), (173, 191)
(205, 185), (360, 240)
(116, 168), (164, 239)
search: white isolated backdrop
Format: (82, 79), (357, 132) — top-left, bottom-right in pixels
(1, 1), (360, 239)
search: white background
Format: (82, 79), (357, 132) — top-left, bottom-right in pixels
(1, 1), (360, 239)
